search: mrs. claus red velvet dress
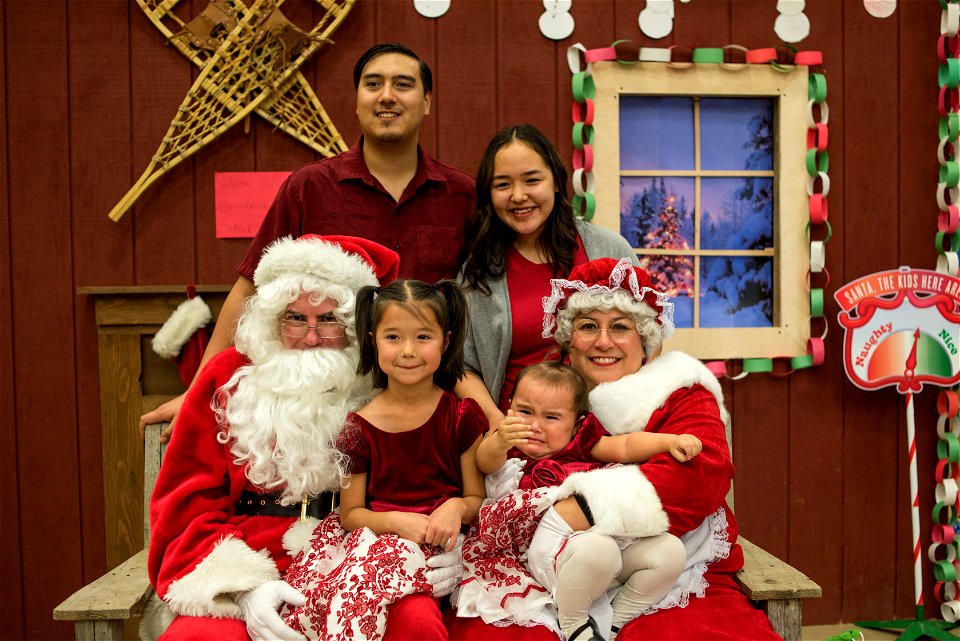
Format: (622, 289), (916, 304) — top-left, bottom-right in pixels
(447, 352), (780, 641)
(280, 391), (486, 641)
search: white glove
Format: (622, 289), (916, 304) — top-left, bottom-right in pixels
(484, 457), (526, 500)
(235, 580), (307, 641)
(424, 534), (465, 597)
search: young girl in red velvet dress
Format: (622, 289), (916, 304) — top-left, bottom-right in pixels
(281, 279), (486, 641)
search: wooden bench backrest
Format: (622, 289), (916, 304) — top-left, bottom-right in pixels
(143, 422), (169, 547)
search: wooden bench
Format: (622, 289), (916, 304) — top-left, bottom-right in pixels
(54, 422), (821, 641)
(54, 422), (167, 640)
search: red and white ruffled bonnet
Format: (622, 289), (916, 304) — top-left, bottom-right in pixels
(541, 257), (675, 340)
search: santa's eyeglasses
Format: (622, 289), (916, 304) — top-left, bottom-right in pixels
(279, 318), (346, 339)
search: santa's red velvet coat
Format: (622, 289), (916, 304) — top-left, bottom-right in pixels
(146, 348), (445, 641)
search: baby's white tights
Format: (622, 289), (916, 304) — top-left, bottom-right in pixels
(527, 507), (686, 640)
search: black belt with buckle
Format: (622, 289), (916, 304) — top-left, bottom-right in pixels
(235, 489), (336, 520)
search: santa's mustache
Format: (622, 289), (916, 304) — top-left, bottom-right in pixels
(247, 344), (362, 396)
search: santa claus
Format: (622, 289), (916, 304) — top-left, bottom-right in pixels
(142, 234), (460, 641)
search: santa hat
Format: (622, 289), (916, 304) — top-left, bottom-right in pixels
(151, 286), (212, 386)
(254, 234), (400, 291)
(541, 257), (675, 339)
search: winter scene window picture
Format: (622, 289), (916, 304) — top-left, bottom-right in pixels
(619, 96), (775, 329)
(587, 62), (809, 359)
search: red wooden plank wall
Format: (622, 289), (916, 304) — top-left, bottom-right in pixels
(0, 0), (948, 637)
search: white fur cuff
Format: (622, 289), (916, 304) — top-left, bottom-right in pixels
(282, 516), (321, 557)
(151, 296), (212, 358)
(163, 536), (280, 618)
(555, 465), (668, 537)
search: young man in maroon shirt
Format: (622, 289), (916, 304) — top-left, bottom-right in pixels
(141, 43), (475, 436)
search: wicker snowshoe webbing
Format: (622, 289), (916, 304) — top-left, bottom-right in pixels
(138, 0), (349, 158)
(111, 0), (353, 221)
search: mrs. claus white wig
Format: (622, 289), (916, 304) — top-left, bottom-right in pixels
(543, 257), (675, 359)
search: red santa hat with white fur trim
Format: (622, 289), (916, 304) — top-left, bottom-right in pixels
(253, 234), (400, 291)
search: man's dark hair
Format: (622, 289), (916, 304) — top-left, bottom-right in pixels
(352, 42), (433, 94)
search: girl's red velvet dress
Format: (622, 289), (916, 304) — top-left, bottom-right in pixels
(341, 391), (486, 516)
(277, 392), (487, 641)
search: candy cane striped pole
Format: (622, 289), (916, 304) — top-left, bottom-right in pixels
(907, 391), (925, 617)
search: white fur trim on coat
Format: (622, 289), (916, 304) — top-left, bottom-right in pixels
(555, 465), (668, 537)
(589, 351), (729, 435)
(253, 236), (379, 292)
(282, 516), (321, 557)
(162, 535), (280, 618)
(151, 296), (212, 359)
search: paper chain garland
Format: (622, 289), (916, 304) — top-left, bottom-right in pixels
(567, 42), (828, 378)
(932, 0), (960, 624)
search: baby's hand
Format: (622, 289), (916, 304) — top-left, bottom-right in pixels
(494, 411), (532, 450)
(670, 434), (702, 462)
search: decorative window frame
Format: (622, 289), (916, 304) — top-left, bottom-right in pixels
(589, 62), (810, 360)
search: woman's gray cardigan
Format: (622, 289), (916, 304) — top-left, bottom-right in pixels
(459, 219), (639, 403)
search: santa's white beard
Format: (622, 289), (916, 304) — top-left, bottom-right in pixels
(216, 344), (373, 503)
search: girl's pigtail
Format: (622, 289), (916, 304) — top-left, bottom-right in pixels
(354, 285), (378, 377)
(434, 280), (467, 388)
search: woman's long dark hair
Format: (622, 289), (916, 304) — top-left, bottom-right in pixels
(458, 124), (579, 294)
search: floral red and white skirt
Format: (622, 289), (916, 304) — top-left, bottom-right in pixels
(282, 512), (437, 641)
(454, 482), (729, 634)
(456, 486), (561, 631)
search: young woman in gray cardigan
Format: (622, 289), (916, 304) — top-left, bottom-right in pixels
(455, 124), (638, 426)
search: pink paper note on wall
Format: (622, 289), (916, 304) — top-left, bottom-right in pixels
(215, 171), (291, 238)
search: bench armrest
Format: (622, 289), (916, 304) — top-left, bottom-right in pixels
(54, 548), (152, 621)
(736, 536), (821, 601)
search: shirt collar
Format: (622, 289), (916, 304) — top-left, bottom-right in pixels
(336, 137), (447, 188)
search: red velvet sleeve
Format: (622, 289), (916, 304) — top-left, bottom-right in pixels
(236, 170), (311, 280)
(571, 412), (608, 458)
(455, 397), (487, 452)
(338, 414), (372, 475)
(637, 384), (735, 537)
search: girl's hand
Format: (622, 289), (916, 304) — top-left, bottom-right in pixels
(670, 434), (703, 462)
(494, 411), (532, 450)
(389, 511), (430, 545)
(425, 498), (465, 551)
